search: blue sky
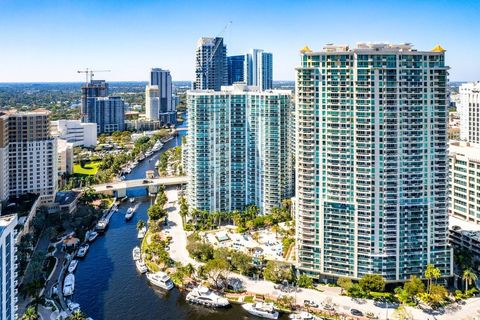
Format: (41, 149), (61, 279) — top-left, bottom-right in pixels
(0, 0), (479, 82)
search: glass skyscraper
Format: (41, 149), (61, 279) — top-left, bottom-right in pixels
(194, 37), (227, 91)
(146, 68), (176, 125)
(186, 84), (293, 214)
(227, 55), (245, 85)
(295, 43), (452, 281)
(245, 49), (273, 90)
(81, 80), (125, 134)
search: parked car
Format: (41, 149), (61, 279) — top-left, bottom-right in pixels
(304, 300), (319, 308)
(351, 309), (364, 316)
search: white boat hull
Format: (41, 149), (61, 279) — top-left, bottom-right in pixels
(242, 303), (279, 319)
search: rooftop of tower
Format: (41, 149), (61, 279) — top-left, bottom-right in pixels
(300, 43), (446, 54)
(188, 83), (291, 95)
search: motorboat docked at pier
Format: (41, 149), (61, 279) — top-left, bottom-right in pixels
(146, 272), (174, 290)
(76, 244), (89, 258)
(87, 231), (98, 242)
(152, 140), (163, 152)
(63, 273), (75, 296)
(132, 246), (141, 261)
(95, 219), (108, 232)
(137, 226), (147, 239)
(186, 286), (230, 308)
(242, 302), (279, 319)
(68, 260), (79, 273)
(135, 260), (148, 273)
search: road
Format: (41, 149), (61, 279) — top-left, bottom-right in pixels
(164, 188), (199, 268)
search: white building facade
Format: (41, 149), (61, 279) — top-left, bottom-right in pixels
(295, 43), (452, 281)
(0, 214), (18, 320)
(51, 119), (97, 147)
(459, 82), (480, 144)
(449, 141), (480, 223)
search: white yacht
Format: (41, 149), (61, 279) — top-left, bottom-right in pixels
(242, 302), (279, 319)
(76, 244), (89, 258)
(289, 312), (318, 320)
(125, 207), (135, 220)
(132, 246), (141, 261)
(137, 226), (147, 239)
(129, 197), (135, 203)
(67, 301), (80, 312)
(135, 260), (148, 274)
(146, 272), (174, 290)
(63, 273), (75, 296)
(68, 260), (78, 273)
(186, 286), (230, 308)
(87, 231), (98, 242)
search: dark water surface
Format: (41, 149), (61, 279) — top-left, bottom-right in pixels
(74, 126), (288, 319)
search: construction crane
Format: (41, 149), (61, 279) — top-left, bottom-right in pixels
(202, 21), (232, 89)
(77, 68), (111, 84)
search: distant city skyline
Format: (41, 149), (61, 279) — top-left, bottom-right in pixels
(0, 0), (479, 82)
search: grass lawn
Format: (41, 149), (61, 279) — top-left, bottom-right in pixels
(73, 160), (102, 175)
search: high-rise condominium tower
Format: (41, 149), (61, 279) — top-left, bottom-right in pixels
(295, 43), (452, 281)
(0, 214), (18, 320)
(145, 68), (176, 125)
(194, 37), (227, 91)
(0, 110), (58, 203)
(186, 84), (293, 214)
(459, 82), (480, 144)
(81, 80), (125, 134)
(245, 49), (273, 90)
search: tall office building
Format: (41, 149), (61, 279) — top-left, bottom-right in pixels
(227, 55), (245, 85)
(8, 110), (58, 203)
(0, 214), (18, 320)
(145, 68), (176, 125)
(295, 43), (452, 281)
(459, 82), (480, 144)
(81, 80), (125, 134)
(194, 37), (227, 91)
(245, 49), (273, 90)
(186, 84), (292, 214)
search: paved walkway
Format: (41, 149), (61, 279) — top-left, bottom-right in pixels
(164, 188), (199, 268)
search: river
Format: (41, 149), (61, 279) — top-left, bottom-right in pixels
(74, 124), (286, 319)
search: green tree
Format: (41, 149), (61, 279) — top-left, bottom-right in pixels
(66, 310), (87, 320)
(21, 306), (38, 320)
(231, 251), (252, 275)
(337, 277), (353, 295)
(400, 275), (425, 304)
(424, 264), (441, 293)
(136, 219), (145, 231)
(204, 258), (230, 289)
(359, 274), (386, 293)
(462, 268), (478, 293)
(347, 283), (365, 298)
(263, 261), (294, 283)
(297, 274), (313, 288)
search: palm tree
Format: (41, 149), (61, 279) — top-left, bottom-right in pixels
(424, 264), (441, 293)
(183, 263), (196, 277)
(21, 306), (38, 320)
(463, 268), (478, 293)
